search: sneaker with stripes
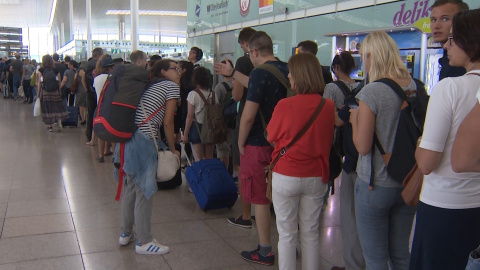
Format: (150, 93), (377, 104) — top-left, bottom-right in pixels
(135, 239), (170, 255)
(118, 232), (134, 246)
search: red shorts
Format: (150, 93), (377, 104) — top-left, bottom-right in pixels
(240, 145), (273, 205)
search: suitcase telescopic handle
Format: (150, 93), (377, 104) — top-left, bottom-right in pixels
(179, 130), (201, 166)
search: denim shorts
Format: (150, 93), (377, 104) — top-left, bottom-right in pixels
(188, 123), (202, 144)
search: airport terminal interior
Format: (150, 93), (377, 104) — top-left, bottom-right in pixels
(0, 0), (479, 269)
(0, 98), (344, 269)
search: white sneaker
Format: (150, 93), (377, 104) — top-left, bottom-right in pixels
(119, 232), (135, 246)
(135, 239), (170, 255)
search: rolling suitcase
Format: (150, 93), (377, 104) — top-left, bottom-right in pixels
(62, 94), (79, 127)
(182, 141), (237, 211)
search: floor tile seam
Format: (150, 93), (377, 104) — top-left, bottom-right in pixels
(77, 236), (226, 256)
(63, 183), (87, 270)
(0, 230), (78, 240)
(0, 216), (4, 238)
(79, 249), (174, 269)
(0, 254), (82, 266)
(72, 217), (215, 233)
(1, 228), (76, 239)
(6, 211), (73, 219)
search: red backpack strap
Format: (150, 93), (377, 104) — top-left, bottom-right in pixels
(137, 105), (165, 127)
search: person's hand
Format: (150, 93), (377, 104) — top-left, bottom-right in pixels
(213, 57), (234, 77)
(183, 134), (189, 144)
(239, 143), (245, 156)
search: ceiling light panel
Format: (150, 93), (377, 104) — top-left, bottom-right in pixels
(0, 0), (20, 4)
(106, 10), (187, 16)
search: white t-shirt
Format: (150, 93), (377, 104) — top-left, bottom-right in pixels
(186, 89), (219, 124)
(420, 70), (480, 209)
(93, 73), (109, 103)
(476, 86), (480, 103)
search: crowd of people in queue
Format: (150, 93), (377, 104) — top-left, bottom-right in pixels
(1, 0), (479, 269)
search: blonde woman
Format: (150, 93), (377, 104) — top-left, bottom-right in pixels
(349, 31), (417, 269)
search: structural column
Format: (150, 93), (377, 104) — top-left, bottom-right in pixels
(69, 0), (74, 41)
(420, 32), (427, 83)
(86, 0), (92, 58)
(130, 0), (139, 51)
(61, 23), (65, 46)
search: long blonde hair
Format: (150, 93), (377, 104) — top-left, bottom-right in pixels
(361, 31), (410, 83)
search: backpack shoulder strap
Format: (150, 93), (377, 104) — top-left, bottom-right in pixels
(194, 88), (209, 104)
(221, 82), (232, 92)
(413, 78), (428, 97)
(256, 63), (290, 90)
(333, 81), (352, 98)
(352, 81), (364, 97)
(375, 78), (408, 101)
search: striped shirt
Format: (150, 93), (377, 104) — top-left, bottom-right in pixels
(135, 79), (180, 139)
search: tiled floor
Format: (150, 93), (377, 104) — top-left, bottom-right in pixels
(0, 97), (345, 270)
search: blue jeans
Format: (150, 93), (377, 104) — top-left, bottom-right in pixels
(467, 246), (480, 270)
(355, 178), (416, 270)
(12, 74), (22, 99)
(23, 80), (32, 102)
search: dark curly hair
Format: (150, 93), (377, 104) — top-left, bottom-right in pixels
(192, 67), (211, 89)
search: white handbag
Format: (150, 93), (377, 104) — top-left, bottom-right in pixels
(141, 103), (180, 182)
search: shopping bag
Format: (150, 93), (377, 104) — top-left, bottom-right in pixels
(33, 99), (41, 117)
(18, 85), (24, 98)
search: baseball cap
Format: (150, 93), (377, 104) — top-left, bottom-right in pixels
(100, 56), (114, 67)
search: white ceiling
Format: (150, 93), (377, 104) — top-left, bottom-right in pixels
(0, 0), (187, 37)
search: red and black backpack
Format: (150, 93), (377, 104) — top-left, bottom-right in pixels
(93, 64), (150, 143)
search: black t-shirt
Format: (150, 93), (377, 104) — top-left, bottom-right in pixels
(11, 59), (23, 76)
(234, 55), (254, 126)
(439, 49), (465, 81)
(246, 60), (288, 146)
(54, 63), (67, 81)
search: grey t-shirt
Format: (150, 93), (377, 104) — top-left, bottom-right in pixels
(23, 64), (35, 79)
(355, 79), (417, 187)
(64, 69), (75, 88)
(324, 80), (360, 108)
(214, 80), (232, 105)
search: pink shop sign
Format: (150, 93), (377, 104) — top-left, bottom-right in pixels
(393, 0), (433, 27)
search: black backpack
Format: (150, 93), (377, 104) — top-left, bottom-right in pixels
(220, 82), (237, 129)
(84, 62), (96, 92)
(331, 81), (355, 157)
(42, 68), (59, 92)
(369, 78), (429, 188)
